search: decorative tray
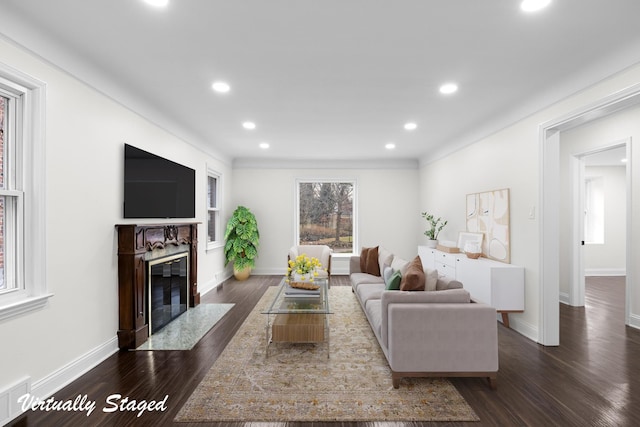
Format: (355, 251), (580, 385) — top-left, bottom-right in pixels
(289, 281), (320, 290)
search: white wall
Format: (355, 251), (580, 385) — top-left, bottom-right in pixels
(0, 37), (230, 399)
(230, 166), (420, 275)
(419, 64), (640, 341)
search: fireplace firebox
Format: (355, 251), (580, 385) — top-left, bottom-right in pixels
(116, 223), (200, 350)
(148, 252), (189, 334)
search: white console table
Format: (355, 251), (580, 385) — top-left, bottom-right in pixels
(419, 246), (524, 327)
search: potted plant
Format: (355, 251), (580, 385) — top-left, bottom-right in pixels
(224, 205), (260, 280)
(421, 211), (447, 248)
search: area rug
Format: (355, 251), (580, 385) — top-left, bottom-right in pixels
(175, 286), (479, 422)
(136, 303), (235, 350)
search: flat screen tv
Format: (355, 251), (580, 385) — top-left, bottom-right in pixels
(123, 144), (196, 218)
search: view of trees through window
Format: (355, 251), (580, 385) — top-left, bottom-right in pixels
(298, 181), (354, 253)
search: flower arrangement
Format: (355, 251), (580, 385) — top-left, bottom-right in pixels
(287, 253), (323, 282)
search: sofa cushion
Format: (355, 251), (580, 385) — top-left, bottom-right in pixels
(360, 246), (381, 276)
(424, 268), (438, 291)
(356, 282), (385, 305)
(351, 272), (384, 289)
(385, 270), (402, 290)
(399, 256), (425, 291)
(365, 299), (383, 342)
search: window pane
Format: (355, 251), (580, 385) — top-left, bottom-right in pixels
(0, 95), (5, 188)
(208, 176), (217, 209)
(0, 197), (4, 290)
(207, 210), (217, 243)
(299, 182), (354, 253)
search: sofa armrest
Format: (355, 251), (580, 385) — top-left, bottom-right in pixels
(380, 289), (471, 348)
(350, 256), (362, 274)
(385, 302), (498, 374)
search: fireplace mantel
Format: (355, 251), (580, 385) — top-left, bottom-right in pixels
(116, 222), (200, 350)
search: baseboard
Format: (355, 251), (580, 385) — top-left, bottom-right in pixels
(585, 268), (626, 276)
(31, 337), (118, 402)
(0, 376), (30, 426)
(503, 315), (540, 344)
(199, 271), (233, 296)
(629, 313), (640, 330)
(559, 292), (570, 305)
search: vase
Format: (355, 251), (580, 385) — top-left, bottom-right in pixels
(425, 239), (438, 248)
(234, 265), (251, 281)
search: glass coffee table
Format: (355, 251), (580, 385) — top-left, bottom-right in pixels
(262, 276), (332, 358)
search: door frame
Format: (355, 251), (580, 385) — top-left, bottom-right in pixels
(539, 83), (640, 346)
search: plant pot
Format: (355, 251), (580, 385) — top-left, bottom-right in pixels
(425, 239), (438, 248)
(234, 266), (252, 281)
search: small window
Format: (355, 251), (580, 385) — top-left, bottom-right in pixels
(584, 176), (604, 244)
(296, 180), (356, 254)
(207, 169), (222, 249)
(0, 62), (48, 321)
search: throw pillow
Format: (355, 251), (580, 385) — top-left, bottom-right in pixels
(378, 246), (394, 275)
(359, 246), (381, 276)
(383, 266), (394, 284)
(385, 270), (402, 290)
(424, 268), (438, 291)
(399, 256), (426, 291)
(365, 246), (381, 276)
(359, 247), (371, 273)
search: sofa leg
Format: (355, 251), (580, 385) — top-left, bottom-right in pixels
(392, 376), (401, 389)
(488, 376), (497, 390)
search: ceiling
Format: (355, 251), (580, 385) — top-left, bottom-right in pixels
(2, 0), (640, 165)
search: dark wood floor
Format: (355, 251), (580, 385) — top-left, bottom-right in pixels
(9, 276), (640, 427)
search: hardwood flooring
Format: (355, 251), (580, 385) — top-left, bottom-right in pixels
(9, 276), (640, 426)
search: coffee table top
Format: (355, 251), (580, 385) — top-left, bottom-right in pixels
(262, 277), (332, 315)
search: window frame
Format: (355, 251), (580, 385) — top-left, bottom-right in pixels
(294, 178), (358, 255)
(0, 62), (49, 322)
(206, 167), (223, 250)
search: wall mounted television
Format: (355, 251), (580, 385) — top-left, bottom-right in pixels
(123, 144), (196, 218)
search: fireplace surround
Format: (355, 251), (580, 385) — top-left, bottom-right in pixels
(116, 223), (200, 350)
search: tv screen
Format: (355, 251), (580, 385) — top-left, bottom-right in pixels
(123, 144), (196, 218)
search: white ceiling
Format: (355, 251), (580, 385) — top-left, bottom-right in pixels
(2, 0), (640, 165)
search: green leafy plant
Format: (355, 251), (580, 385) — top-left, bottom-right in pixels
(421, 212), (447, 240)
(224, 206), (260, 271)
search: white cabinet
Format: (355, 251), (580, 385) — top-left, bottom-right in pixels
(418, 246), (524, 327)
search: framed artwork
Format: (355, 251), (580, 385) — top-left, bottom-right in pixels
(457, 232), (484, 252)
(466, 188), (510, 263)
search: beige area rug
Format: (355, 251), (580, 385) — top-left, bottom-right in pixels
(175, 286), (479, 423)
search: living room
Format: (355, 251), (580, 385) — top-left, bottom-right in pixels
(1, 1), (640, 425)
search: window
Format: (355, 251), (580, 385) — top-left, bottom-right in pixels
(584, 176), (604, 244)
(206, 169), (222, 249)
(0, 63), (48, 321)
(296, 180), (356, 254)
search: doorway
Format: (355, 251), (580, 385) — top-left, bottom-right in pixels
(569, 143), (629, 308)
(539, 83), (640, 346)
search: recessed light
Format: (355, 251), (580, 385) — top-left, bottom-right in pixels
(520, 0), (551, 12)
(211, 81), (230, 93)
(142, 0), (169, 8)
(385, 143), (396, 150)
(621, 158), (628, 163)
(259, 142), (270, 149)
(404, 122), (417, 131)
(439, 83), (458, 95)
(242, 121), (256, 130)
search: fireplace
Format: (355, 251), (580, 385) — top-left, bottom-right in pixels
(116, 223), (200, 350)
(148, 252), (189, 334)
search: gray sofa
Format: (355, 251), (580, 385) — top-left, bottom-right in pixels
(350, 247), (499, 389)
